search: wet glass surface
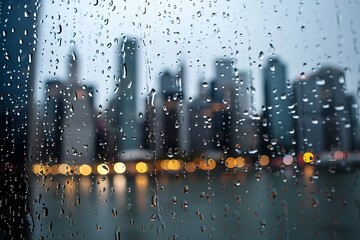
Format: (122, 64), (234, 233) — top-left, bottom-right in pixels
(2, 0), (360, 239)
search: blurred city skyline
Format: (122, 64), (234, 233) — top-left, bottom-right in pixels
(33, 1), (360, 111)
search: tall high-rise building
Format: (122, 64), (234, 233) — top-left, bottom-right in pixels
(107, 37), (144, 160)
(62, 51), (96, 165)
(43, 79), (65, 162)
(146, 65), (186, 158)
(263, 57), (294, 154)
(189, 81), (216, 156)
(294, 66), (352, 153)
(209, 59), (258, 155)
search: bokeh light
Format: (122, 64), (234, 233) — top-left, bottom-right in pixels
(225, 157), (237, 168)
(114, 162), (126, 174)
(185, 162), (196, 173)
(259, 155), (270, 166)
(59, 163), (70, 175)
(303, 152), (314, 163)
(79, 164), (92, 176)
(235, 157), (246, 168)
(136, 162), (148, 173)
(283, 155), (294, 165)
(97, 163), (110, 175)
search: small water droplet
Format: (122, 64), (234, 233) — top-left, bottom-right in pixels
(258, 51), (264, 60)
(122, 64), (127, 78)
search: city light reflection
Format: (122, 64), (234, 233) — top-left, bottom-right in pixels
(135, 175), (149, 212)
(113, 174), (127, 208)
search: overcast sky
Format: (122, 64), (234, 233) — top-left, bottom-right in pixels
(34, 0), (360, 112)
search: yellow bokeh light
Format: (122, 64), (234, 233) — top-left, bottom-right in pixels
(59, 164), (70, 175)
(199, 159), (217, 170)
(114, 162), (126, 174)
(235, 157), (246, 168)
(225, 157), (237, 168)
(303, 152), (314, 163)
(184, 162), (196, 173)
(136, 162), (148, 173)
(259, 155), (270, 166)
(97, 163), (110, 175)
(161, 160), (169, 170)
(32, 164), (51, 175)
(32, 164), (41, 174)
(79, 164), (92, 176)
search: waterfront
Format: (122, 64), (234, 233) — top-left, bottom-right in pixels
(29, 166), (360, 239)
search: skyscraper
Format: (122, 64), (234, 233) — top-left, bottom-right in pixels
(209, 59), (258, 155)
(62, 51), (96, 165)
(146, 65), (186, 158)
(294, 66), (352, 154)
(43, 79), (65, 162)
(263, 57), (294, 154)
(107, 37), (144, 160)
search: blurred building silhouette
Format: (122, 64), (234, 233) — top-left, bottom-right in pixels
(43, 80), (65, 162)
(263, 58), (295, 155)
(294, 67), (353, 153)
(188, 80), (216, 156)
(107, 37), (145, 160)
(347, 95), (360, 150)
(0, 1), (37, 164)
(61, 51), (96, 165)
(146, 65), (186, 158)
(188, 59), (260, 157)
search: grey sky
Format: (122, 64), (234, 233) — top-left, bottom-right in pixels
(34, 0), (360, 112)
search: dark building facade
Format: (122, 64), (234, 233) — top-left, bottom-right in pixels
(294, 67), (352, 154)
(107, 37), (145, 160)
(146, 65), (186, 158)
(263, 58), (295, 155)
(0, 1), (39, 239)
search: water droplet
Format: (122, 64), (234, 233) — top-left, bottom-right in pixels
(258, 51), (264, 60)
(269, 43), (275, 52)
(150, 89), (156, 107)
(183, 185), (189, 194)
(122, 64), (127, 78)
(339, 74), (345, 83)
(311, 118), (319, 124)
(174, 120), (179, 129)
(150, 214), (157, 221)
(335, 105), (344, 111)
(167, 148), (174, 158)
(112, 208), (118, 217)
(57, 24), (62, 34)
(260, 220), (266, 228)
(115, 226), (121, 240)
(316, 78), (325, 85)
